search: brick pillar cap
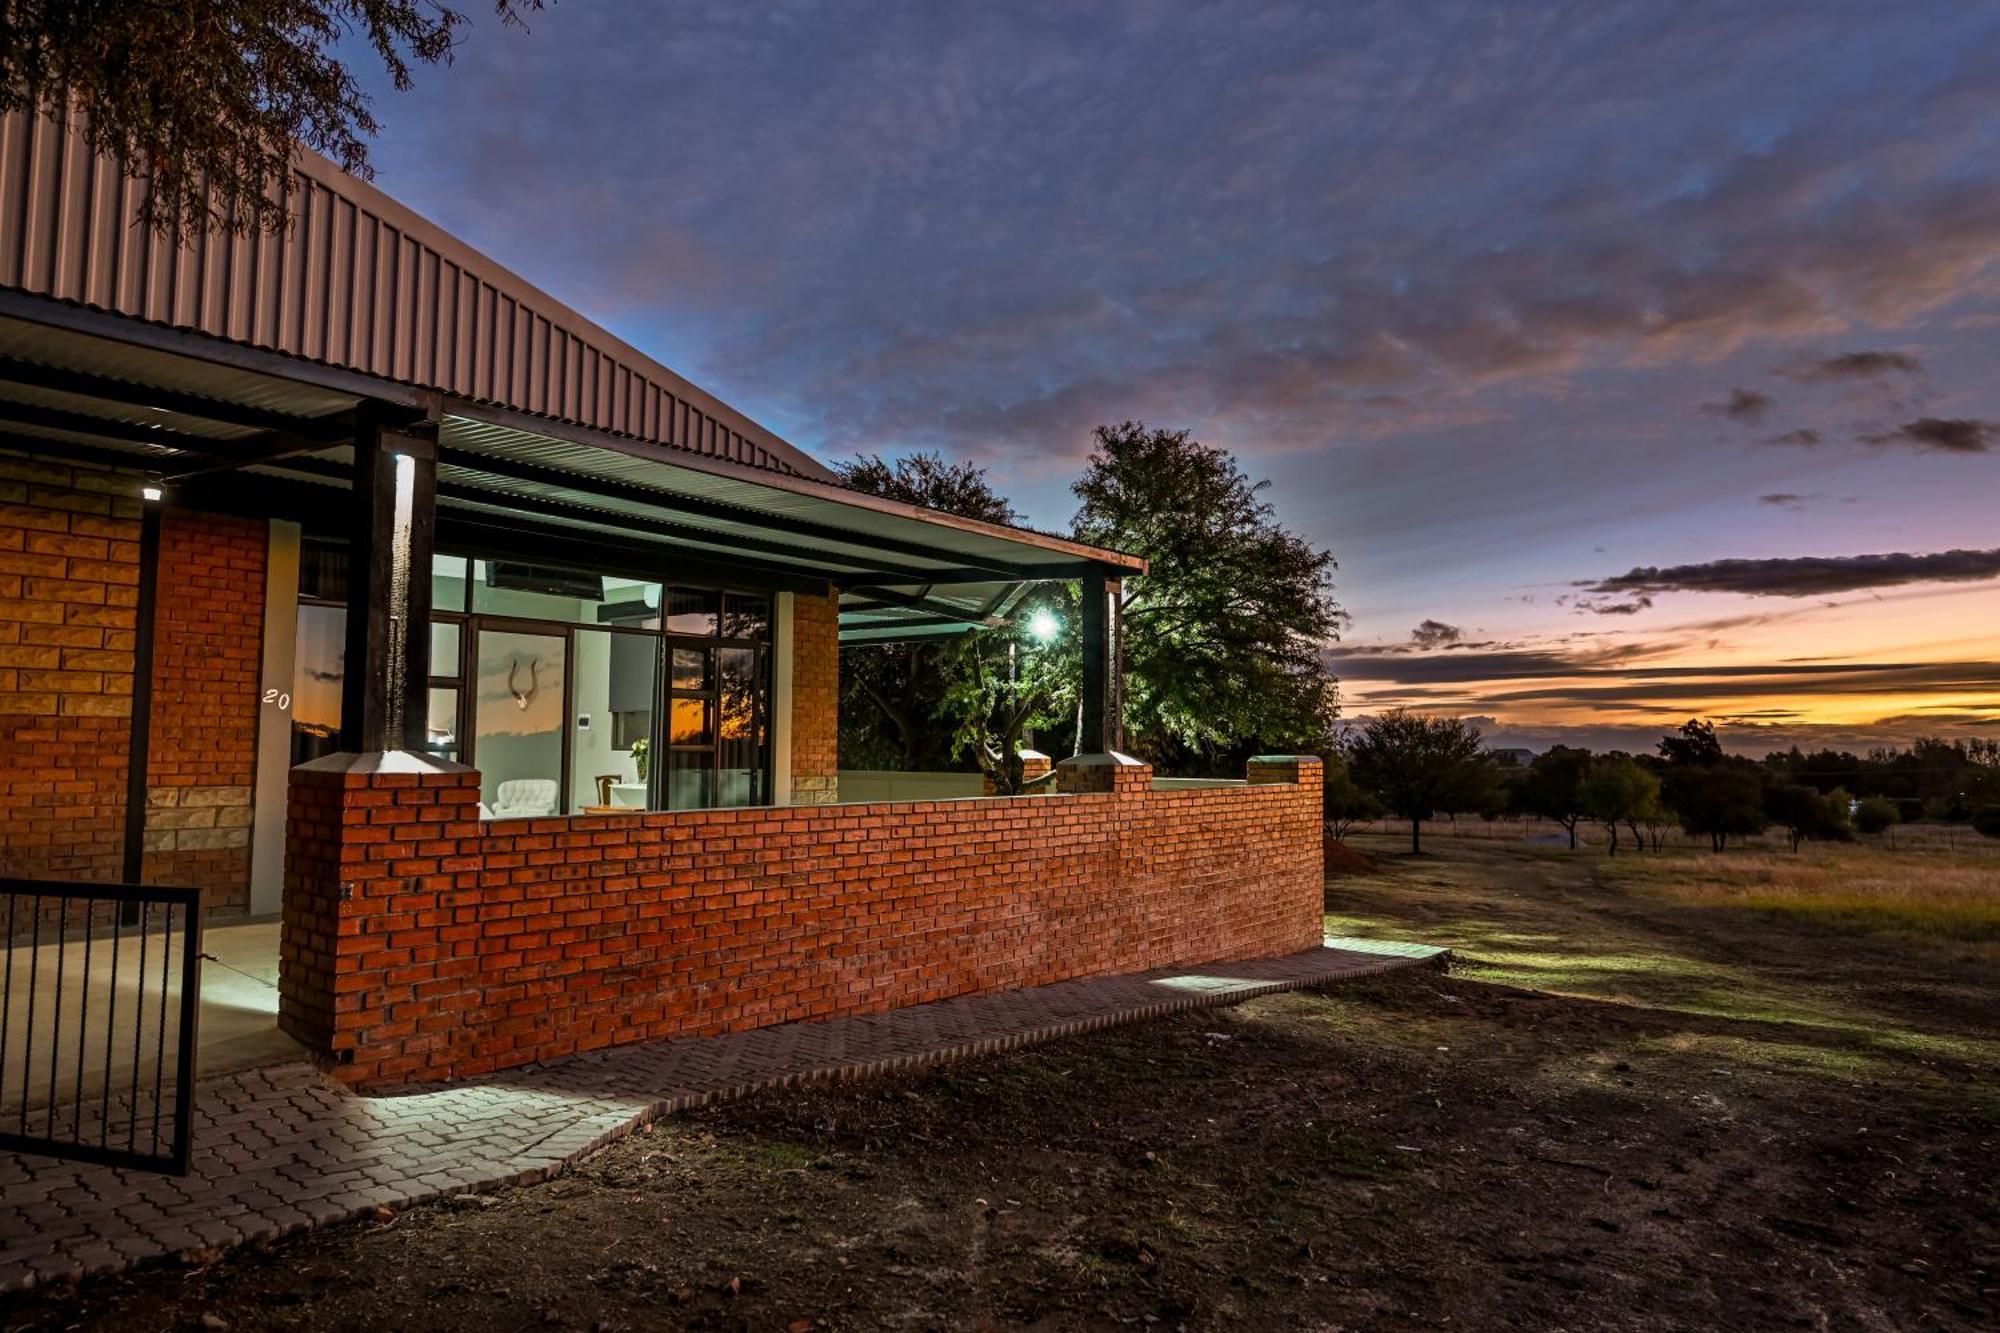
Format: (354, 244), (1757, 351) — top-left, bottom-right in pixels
(1056, 751), (1148, 769)
(1017, 749), (1050, 762)
(293, 749), (476, 777)
(1249, 754), (1323, 765)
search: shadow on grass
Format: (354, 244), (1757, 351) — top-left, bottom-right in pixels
(1325, 835), (2000, 1088)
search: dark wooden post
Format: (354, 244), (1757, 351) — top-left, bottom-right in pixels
(1079, 569), (1124, 753)
(122, 492), (162, 890)
(340, 413), (437, 753)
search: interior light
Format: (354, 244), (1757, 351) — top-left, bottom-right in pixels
(1028, 610), (1060, 644)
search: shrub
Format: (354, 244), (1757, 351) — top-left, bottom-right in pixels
(1855, 797), (1900, 836)
(1973, 807), (2000, 840)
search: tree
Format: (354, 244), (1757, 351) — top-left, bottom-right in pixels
(1658, 718), (1725, 768)
(1345, 711), (1493, 855)
(941, 585), (1073, 795)
(835, 453), (1021, 771)
(1854, 796), (1899, 837)
(1070, 423), (1345, 767)
(1521, 746), (1593, 849)
(1322, 757), (1384, 840)
(1764, 783), (1850, 853)
(1579, 755), (1661, 856)
(1633, 786), (1675, 853)
(1, 1), (540, 236)
(1669, 765), (1768, 852)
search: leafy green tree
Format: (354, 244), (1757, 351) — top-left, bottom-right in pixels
(1522, 746), (1594, 849)
(1579, 754), (1661, 856)
(1854, 796), (1900, 837)
(1070, 423), (1345, 768)
(1345, 711), (1493, 855)
(836, 453), (1021, 771)
(1, 1), (541, 235)
(941, 585), (1073, 795)
(1633, 785), (1675, 853)
(1322, 756), (1384, 839)
(1669, 765), (1768, 852)
(1764, 783), (1847, 853)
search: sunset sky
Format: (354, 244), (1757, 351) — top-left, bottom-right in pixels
(346, 1), (1999, 754)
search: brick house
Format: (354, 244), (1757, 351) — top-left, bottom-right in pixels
(0, 109), (1323, 1090)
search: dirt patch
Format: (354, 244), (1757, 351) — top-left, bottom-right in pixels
(1322, 837), (1379, 878)
(5, 840), (1996, 1332)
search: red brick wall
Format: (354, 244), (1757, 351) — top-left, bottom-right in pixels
(280, 754), (1323, 1088)
(0, 454), (140, 885)
(789, 587), (839, 804)
(0, 454), (267, 919)
(140, 510), (266, 916)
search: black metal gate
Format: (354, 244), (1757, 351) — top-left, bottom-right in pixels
(0, 878), (202, 1175)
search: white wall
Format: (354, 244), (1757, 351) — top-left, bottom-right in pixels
(569, 629), (640, 809)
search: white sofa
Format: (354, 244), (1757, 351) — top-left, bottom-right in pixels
(483, 778), (559, 821)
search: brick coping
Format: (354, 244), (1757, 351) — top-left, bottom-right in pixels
(0, 940), (1447, 1293)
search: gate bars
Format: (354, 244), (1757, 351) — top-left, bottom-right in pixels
(0, 879), (202, 1175)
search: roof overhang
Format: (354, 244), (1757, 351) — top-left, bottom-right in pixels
(0, 297), (1144, 643)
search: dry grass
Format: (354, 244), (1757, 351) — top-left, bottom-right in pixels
(1599, 843), (2000, 942)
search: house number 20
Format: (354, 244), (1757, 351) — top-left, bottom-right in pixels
(262, 687), (292, 710)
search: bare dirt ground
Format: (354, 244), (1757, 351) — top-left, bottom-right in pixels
(4, 837), (1995, 1332)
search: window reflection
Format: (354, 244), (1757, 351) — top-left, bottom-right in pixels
(666, 588), (718, 636)
(291, 603), (345, 765)
(670, 697), (711, 746)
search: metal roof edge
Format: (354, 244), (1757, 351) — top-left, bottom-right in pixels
(445, 398), (1149, 576)
(287, 145), (839, 484)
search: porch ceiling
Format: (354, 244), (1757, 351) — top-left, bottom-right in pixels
(0, 307), (1142, 643)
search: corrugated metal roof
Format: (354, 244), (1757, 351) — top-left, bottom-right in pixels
(0, 105), (835, 482)
(0, 316), (356, 419)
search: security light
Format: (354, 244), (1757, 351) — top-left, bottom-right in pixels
(1028, 610), (1060, 643)
(140, 484), (163, 502)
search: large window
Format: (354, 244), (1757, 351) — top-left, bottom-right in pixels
(291, 542), (773, 817)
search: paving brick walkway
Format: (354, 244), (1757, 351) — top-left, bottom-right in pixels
(0, 940), (1445, 1292)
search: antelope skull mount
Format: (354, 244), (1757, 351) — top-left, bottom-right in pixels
(506, 656), (542, 710)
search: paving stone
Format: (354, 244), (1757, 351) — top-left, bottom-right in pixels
(0, 941), (1442, 1292)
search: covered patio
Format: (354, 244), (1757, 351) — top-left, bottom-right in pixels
(0, 104), (1324, 1095)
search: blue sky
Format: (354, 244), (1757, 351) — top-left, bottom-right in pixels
(345, 1), (2000, 752)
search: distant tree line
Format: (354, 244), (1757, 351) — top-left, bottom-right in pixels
(1327, 714), (2000, 854)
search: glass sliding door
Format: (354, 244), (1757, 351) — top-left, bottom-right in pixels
(571, 627), (658, 812)
(666, 661), (713, 810)
(288, 537), (774, 817)
(717, 645), (765, 807)
(472, 626), (568, 819)
(662, 590), (771, 810)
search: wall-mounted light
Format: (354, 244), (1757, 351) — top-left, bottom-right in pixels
(140, 484), (164, 503)
(1028, 610), (1060, 644)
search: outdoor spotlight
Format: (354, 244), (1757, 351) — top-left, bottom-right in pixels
(140, 484), (164, 502)
(1028, 610), (1060, 643)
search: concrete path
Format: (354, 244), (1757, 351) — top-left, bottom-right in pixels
(0, 940), (1445, 1292)
(2, 919), (303, 1121)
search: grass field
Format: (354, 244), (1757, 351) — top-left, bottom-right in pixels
(1600, 843), (2000, 942)
(3, 837), (1994, 1331)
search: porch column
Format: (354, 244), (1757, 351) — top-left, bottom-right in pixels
(1079, 569), (1124, 753)
(340, 412), (437, 753)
